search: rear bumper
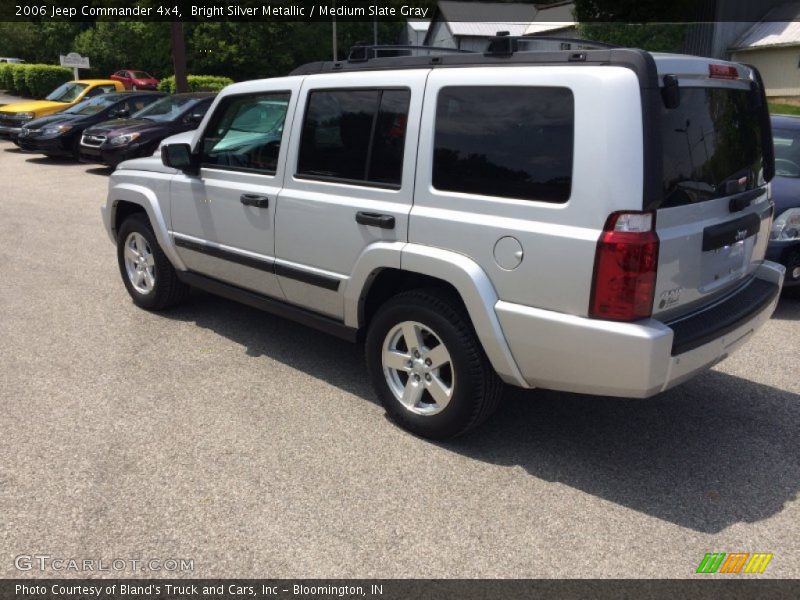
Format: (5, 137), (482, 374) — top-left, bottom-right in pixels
(495, 261), (784, 398)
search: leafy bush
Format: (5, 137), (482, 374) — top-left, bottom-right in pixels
(11, 64), (33, 96)
(0, 63), (13, 91)
(0, 63), (72, 97)
(25, 65), (72, 98)
(157, 74), (233, 94)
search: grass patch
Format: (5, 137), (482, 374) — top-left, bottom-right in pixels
(769, 102), (800, 116)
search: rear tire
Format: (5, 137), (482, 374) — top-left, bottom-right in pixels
(365, 289), (503, 439)
(116, 213), (190, 310)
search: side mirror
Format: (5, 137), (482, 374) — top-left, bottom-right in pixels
(111, 108), (129, 119)
(161, 143), (198, 174)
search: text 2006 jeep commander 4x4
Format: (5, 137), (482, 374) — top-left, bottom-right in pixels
(102, 39), (785, 439)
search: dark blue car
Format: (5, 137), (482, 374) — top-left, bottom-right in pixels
(770, 114), (800, 296)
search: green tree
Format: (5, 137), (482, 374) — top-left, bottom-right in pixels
(73, 22), (172, 77)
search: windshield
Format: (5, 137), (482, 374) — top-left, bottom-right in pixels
(63, 94), (119, 116)
(129, 71), (152, 79)
(660, 87), (763, 207)
(773, 127), (800, 178)
(133, 95), (198, 122)
(45, 82), (89, 103)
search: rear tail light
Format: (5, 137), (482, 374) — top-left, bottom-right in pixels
(589, 211), (659, 322)
(709, 64), (738, 79)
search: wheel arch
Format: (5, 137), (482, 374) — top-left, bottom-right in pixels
(107, 183), (186, 271)
(346, 243), (529, 388)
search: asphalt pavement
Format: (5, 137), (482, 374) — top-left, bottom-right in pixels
(0, 139), (798, 578)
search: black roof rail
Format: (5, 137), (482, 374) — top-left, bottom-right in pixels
(347, 43), (474, 62)
(486, 32), (619, 56)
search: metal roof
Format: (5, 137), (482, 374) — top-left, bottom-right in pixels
(731, 3), (800, 50)
(407, 20), (430, 32)
(524, 1), (576, 36)
(434, 1), (536, 37)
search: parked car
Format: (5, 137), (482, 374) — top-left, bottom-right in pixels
(15, 92), (165, 159)
(101, 42), (784, 439)
(0, 79), (124, 137)
(769, 114), (800, 295)
(109, 70), (160, 91)
(80, 93), (214, 167)
(0, 57), (25, 64)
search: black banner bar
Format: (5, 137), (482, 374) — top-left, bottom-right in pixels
(2, 580), (800, 600)
(0, 0), (788, 23)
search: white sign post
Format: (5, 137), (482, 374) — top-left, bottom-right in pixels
(59, 52), (90, 80)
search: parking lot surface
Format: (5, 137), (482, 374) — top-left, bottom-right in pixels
(1, 139), (799, 578)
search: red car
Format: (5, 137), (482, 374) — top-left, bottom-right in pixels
(109, 70), (160, 91)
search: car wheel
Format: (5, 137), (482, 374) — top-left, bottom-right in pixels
(783, 250), (800, 298)
(365, 289), (503, 439)
(116, 213), (190, 310)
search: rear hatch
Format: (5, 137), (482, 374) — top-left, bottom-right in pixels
(647, 54), (774, 321)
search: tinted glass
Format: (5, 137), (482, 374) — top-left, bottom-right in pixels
(45, 82), (88, 103)
(134, 95), (201, 121)
(772, 127), (800, 178)
(130, 71), (151, 79)
(64, 94), (119, 115)
(201, 93), (290, 173)
(660, 87), (763, 206)
(433, 86), (574, 203)
(297, 89), (410, 186)
(369, 90), (410, 185)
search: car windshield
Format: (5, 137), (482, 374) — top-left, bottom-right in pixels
(63, 94), (119, 115)
(133, 95), (197, 122)
(773, 126), (800, 178)
(45, 82), (89, 103)
(130, 71), (151, 79)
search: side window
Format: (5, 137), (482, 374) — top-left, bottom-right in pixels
(433, 86), (574, 203)
(201, 92), (290, 174)
(297, 88), (410, 188)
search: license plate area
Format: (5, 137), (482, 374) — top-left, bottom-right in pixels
(699, 213), (760, 292)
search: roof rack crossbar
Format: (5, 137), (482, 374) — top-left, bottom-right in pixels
(347, 44), (474, 62)
(486, 33), (619, 56)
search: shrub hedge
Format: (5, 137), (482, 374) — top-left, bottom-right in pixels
(0, 63), (72, 98)
(157, 75), (233, 94)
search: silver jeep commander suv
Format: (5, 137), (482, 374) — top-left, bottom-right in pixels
(102, 39), (785, 439)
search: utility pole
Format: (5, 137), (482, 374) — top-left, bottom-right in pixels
(332, 17), (338, 60)
(170, 21), (189, 93)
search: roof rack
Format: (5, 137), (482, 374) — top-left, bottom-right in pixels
(486, 32), (619, 56)
(347, 43), (474, 62)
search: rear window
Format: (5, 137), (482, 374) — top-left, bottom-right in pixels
(433, 86), (574, 203)
(660, 87), (763, 207)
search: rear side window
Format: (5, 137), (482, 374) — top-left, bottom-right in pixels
(297, 89), (410, 188)
(433, 86), (574, 203)
(660, 87), (763, 206)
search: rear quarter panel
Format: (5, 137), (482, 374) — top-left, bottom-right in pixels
(411, 66), (644, 316)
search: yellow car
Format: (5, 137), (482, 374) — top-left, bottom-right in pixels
(0, 79), (124, 137)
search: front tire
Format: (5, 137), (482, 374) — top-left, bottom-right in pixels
(366, 289), (503, 439)
(116, 213), (189, 310)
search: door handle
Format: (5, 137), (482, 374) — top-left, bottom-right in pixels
(240, 194), (269, 208)
(356, 211), (395, 229)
